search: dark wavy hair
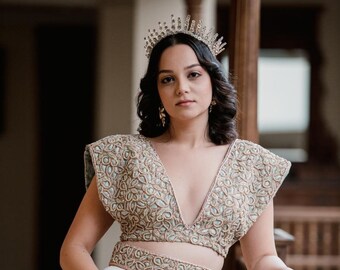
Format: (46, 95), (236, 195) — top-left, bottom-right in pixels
(137, 33), (238, 145)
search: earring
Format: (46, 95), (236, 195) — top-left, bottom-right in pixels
(209, 100), (216, 113)
(159, 106), (166, 127)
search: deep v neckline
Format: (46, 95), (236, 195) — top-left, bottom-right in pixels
(142, 135), (237, 228)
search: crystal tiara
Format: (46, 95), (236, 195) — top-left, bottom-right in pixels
(144, 14), (226, 59)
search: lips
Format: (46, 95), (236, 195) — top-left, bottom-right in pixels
(176, 99), (194, 105)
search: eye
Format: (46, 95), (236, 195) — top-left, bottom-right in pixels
(160, 76), (174, 84)
(188, 71), (201, 79)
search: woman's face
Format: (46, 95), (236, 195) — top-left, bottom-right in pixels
(157, 44), (213, 124)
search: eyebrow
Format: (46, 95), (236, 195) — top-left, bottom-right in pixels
(158, 63), (201, 75)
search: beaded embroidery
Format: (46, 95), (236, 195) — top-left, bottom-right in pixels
(110, 242), (212, 270)
(84, 134), (291, 257)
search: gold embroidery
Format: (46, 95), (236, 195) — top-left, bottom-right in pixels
(110, 242), (212, 270)
(84, 134), (291, 258)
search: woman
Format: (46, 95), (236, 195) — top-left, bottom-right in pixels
(60, 15), (292, 270)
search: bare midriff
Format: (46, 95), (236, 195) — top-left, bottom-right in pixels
(124, 241), (224, 270)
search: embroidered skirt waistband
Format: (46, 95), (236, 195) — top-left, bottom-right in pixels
(109, 241), (213, 270)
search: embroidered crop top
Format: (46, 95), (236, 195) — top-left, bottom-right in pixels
(84, 134), (291, 258)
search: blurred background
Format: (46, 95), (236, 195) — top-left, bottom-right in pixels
(0, 0), (339, 269)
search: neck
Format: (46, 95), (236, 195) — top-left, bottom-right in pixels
(165, 118), (212, 148)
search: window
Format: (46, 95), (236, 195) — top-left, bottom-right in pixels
(258, 49), (310, 162)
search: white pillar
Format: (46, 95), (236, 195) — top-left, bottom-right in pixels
(94, 1), (134, 268)
(95, 0), (134, 138)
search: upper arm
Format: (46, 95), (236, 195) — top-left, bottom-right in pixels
(239, 200), (277, 270)
(61, 176), (114, 253)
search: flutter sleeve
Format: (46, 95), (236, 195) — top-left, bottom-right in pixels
(82, 134), (131, 221)
(248, 143), (291, 222)
(233, 140), (292, 240)
(84, 136), (118, 190)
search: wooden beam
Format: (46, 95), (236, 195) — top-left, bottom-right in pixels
(229, 0), (261, 142)
(184, 0), (202, 21)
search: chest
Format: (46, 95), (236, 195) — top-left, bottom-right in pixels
(149, 143), (229, 224)
(156, 147), (225, 190)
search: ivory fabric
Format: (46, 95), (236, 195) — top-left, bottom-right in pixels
(84, 134), (291, 258)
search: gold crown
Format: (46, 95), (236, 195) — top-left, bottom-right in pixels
(144, 14), (226, 59)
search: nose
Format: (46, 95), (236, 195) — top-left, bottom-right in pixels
(175, 77), (189, 96)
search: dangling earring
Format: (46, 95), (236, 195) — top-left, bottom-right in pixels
(209, 100), (216, 113)
(159, 106), (166, 127)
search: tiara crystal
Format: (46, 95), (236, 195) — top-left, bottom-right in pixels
(144, 14), (226, 58)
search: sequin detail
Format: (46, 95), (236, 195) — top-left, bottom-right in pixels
(84, 134), (291, 257)
(110, 242), (212, 270)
